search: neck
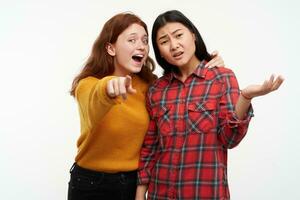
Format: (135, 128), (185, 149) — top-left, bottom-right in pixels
(113, 66), (130, 77)
(177, 56), (200, 82)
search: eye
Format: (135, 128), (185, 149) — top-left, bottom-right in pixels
(128, 39), (136, 43)
(142, 37), (148, 45)
(176, 33), (183, 38)
(160, 40), (168, 45)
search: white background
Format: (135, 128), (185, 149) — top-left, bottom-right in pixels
(0, 0), (299, 199)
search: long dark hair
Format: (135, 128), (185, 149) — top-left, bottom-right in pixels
(70, 12), (156, 96)
(152, 10), (212, 75)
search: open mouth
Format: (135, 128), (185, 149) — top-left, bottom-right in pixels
(132, 54), (144, 63)
(173, 52), (183, 57)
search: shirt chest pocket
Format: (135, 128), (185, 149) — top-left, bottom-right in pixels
(187, 100), (217, 134)
(153, 105), (174, 136)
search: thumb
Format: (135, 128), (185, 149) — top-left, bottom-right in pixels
(210, 50), (219, 57)
(125, 75), (137, 94)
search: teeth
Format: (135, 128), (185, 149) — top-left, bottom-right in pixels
(134, 54), (144, 58)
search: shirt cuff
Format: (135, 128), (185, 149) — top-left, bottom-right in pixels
(224, 105), (254, 128)
(137, 169), (150, 185)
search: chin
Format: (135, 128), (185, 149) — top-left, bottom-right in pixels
(172, 62), (185, 68)
(129, 66), (143, 74)
(175, 59), (189, 68)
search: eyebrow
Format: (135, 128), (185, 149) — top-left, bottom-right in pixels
(127, 33), (148, 38)
(128, 33), (138, 37)
(158, 29), (182, 41)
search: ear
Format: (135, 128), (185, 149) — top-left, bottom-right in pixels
(192, 33), (196, 41)
(106, 43), (116, 56)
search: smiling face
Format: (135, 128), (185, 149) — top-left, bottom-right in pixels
(156, 22), (200, 72)
(107, 23), (149, 76)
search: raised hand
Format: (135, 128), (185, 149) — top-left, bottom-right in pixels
(106, 75), (137, 100)
(241, 74), (284, 99)
(205, 50), (225, 68)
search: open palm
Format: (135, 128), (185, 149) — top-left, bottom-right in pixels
(242, 75), (284, 99)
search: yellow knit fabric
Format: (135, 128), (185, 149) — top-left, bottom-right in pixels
(74, 75), (149, 173)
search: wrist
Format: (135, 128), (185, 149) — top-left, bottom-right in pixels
(136, 185), (147, 196)
(240, 90), (252, 100)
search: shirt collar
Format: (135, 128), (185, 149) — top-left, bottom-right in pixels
(167, 60), (208, 82)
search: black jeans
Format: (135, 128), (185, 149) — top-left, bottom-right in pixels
(68, 163), (137, 200)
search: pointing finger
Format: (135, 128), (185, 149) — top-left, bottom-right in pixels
(125, 75), (137, 94)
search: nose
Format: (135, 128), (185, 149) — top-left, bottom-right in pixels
(170, 39), (179, 51)
(137, 40), (147, 51)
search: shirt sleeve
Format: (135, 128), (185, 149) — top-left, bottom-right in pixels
(137, 89), (159, 185)
(75, 76), (120, 129)
(217, 69), (254, 149)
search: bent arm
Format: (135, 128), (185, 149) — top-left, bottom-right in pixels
(75, 76), (119, 129)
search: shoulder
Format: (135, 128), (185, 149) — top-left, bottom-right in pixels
(77, 76), (99, 91)
(206, 67), (236, 83)
(133, 75), (150, 93)
(145, 75), (171, 106)
(78, 76), (98, 86)
(148, 75), (170, 91)
(217, 66), (235, 74)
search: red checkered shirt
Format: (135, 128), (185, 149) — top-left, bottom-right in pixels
(138, 62), (254, 200)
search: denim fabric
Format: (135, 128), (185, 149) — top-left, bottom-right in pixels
(68, 163), (137, 200)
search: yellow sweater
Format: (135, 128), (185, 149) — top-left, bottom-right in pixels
(74, 75), (149, 173)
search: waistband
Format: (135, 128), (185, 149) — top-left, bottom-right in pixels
(70, 163), (137, 178)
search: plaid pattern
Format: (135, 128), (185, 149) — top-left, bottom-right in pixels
(138, 62), (254, 200)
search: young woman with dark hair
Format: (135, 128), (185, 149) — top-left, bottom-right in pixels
(136, 10), (284, 200)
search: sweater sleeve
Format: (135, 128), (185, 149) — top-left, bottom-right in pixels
(75, 76), (120, 129)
